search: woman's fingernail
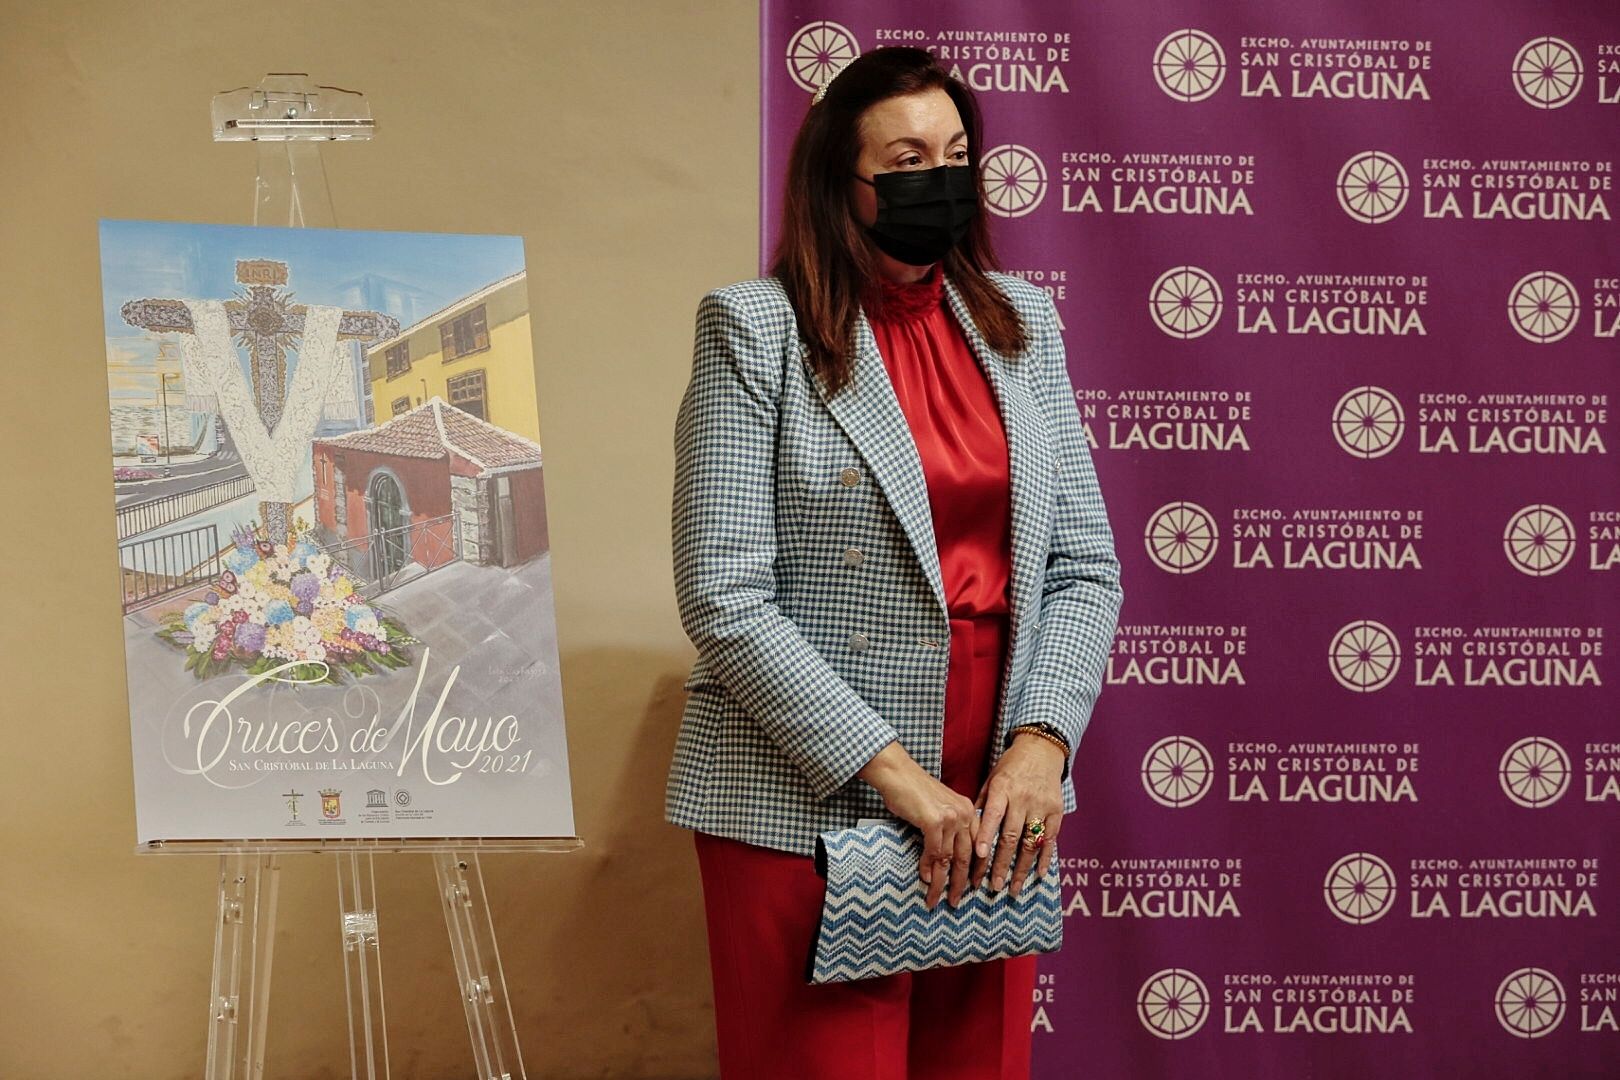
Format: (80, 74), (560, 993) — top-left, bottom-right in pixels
(977, 842), (989, 858)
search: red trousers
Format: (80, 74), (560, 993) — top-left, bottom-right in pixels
(693, 614), (1037, 1079)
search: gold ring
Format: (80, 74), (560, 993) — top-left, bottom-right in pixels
(1021, 817), (1047, 850)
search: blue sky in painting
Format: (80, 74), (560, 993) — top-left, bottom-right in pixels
(99, 219), (526, 401)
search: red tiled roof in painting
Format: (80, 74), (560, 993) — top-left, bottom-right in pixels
(314, 397), (541, 472)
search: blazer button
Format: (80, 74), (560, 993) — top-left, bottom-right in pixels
(839, 466), (862, 487)
(848, 632), (870, 652)
(843, 546), (864, 567)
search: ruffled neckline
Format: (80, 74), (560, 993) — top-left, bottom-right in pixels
(864, 263), (944, 325)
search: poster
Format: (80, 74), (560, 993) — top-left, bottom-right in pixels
(100, 220), (575, 843)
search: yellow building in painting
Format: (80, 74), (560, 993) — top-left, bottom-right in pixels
(365, 269), (540, 443)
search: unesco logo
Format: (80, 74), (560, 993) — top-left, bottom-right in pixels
(1323, 852), (1397, 925)
(1335, 151), (1409, 223)
(1503, 504), (1575, 576)
(1332, 386), (1406, 458)
(1136, 968), (1210, 1039)
(1495, 967), (1566, 1037)
(980, 144), (1047, 217)
(1152, 30), (1226, 102)
(1499, 736), (1572, 808)
(1512, 37), (1583, 109)
(784, 21), (859, 95)
(1149, 266), (1222, 338)
(1508, 271), (1580, 343)
(1141, 735), (1214, 808)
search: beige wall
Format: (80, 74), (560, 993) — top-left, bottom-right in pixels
(0, 1), (753, 1075)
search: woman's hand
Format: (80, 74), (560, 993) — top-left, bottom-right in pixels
(972, 733), (1065, 898)
(857, 742), (981, 910)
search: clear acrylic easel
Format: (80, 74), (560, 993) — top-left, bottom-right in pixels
(141, 74), (582, 1080)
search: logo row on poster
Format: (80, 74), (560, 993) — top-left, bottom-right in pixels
(1129, 502), (1620, 575)
(273, 785), (433, 828)
(788, 22), (1620, 110)
(1105, 623), (1606, 689)
(1027, 964), (1618, 1040)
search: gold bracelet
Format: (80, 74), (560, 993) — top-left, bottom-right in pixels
(1009, 725), (1070, 760)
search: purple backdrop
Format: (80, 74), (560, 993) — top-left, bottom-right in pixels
(762, 2), (1620, 1075)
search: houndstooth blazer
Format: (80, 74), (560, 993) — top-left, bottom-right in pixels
(666, 269), (1123, 857)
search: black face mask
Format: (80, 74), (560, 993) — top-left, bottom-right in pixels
(852, 163), (978, 266)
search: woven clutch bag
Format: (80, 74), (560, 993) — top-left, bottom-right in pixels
(807, 818), (1063, 984)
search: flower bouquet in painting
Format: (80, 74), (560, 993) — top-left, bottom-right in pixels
(155, 519), (420, 684)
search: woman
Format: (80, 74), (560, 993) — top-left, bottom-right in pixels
(666, 46), (1123, 1079)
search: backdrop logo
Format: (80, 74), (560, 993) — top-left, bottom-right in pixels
(1336, 151), (1410, 223)
(1109, 625), (1248, 686)
(1238, 38), (1434, 101)
(1141, 735), (1214, 807)
(1150, 266), (1223, 338)
(1596, 512), (1620, 570)
(1503, 504), (1575, 576)
(1329, 620), (1401, 692)
(1227, 742), (1419, 804)
(1586, 740), (1620, 802)
(982, 144), (1047, 217)
(785, 21), (860, 94)
(1494, 968), (1566, 1037)
(1499, 736), (1571, 808)
(1145, 501), (1219, 573)
(1413, 625), (1600, 688)
(1421, 161), (1611, 222)
(1137, 968), (1210, 1038)
(1508, 271), (1580, 342)
(1512, 37), (1583, 109)
(1323, 852), (1397, 924)
(1230, 507), (1422, 571)
(1333, 386), (1406, 458)
(1152, 30), (1226, 102)
(1082, 387), (1254, 453)
(1416, 391), (1609, 456)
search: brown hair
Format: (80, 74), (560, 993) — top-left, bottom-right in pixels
(768, 47), (1028, 397)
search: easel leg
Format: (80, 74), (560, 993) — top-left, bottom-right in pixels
(434, 853), (526, 1080)
(336, 852), (390, 1080)
(207, 853), (279, 1080)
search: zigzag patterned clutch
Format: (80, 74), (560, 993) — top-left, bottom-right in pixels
(807, 818), (1063, 984)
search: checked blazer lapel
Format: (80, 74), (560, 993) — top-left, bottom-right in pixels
(810, 272), (1056, 631)
(815, 303), (947, 617)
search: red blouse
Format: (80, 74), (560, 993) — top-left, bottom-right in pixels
(863, 264), (1012, 618)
